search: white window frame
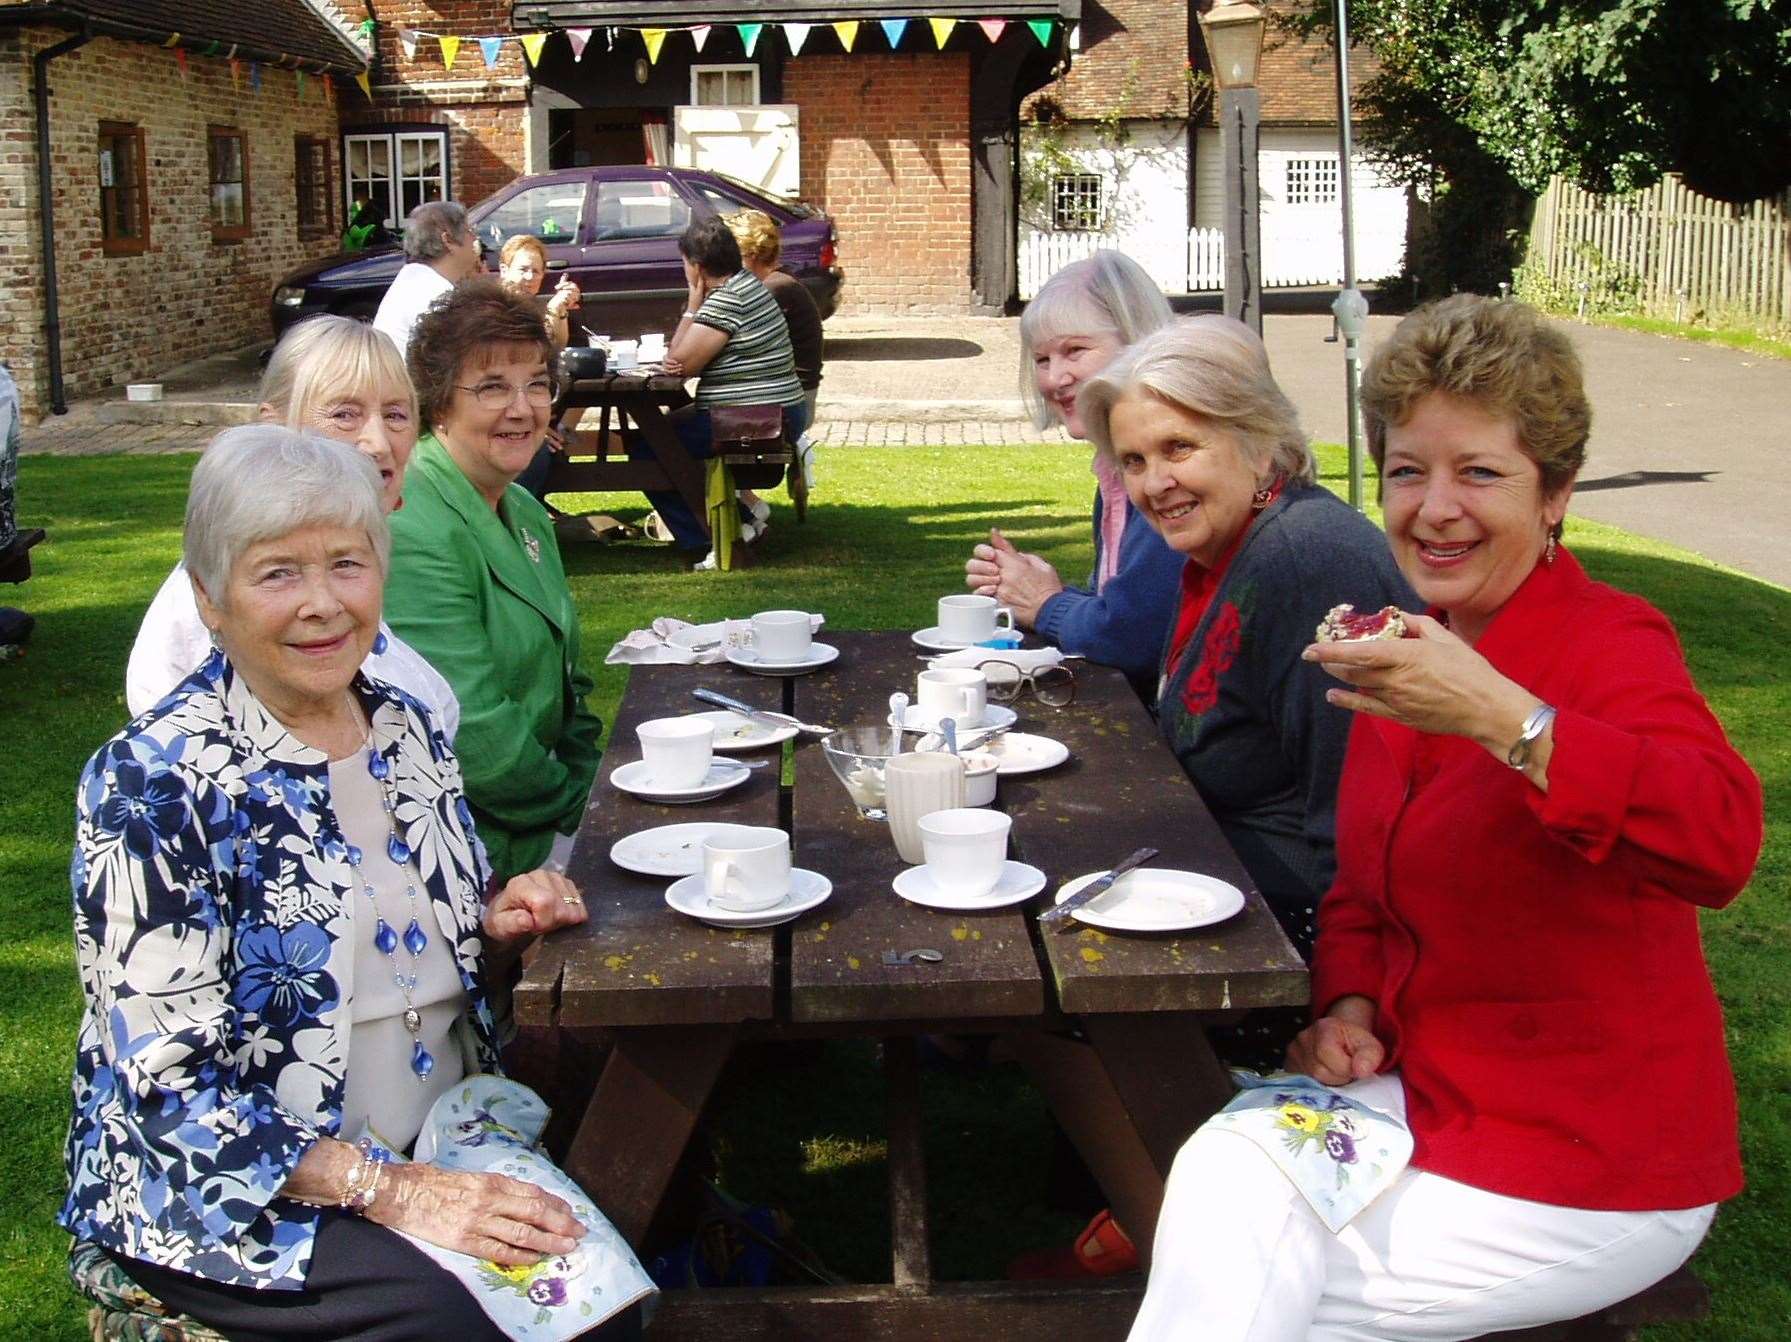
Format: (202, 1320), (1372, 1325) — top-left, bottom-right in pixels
(343, 129), (449, 230)
(690, 63), (760, 107)
(1051, 172), (1104, 232)
(1285, 155), (1340, 206)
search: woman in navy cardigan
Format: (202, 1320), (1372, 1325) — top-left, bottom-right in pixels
(965, 252), (1182, 697)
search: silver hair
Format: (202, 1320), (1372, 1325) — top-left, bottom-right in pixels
(184, 426), (390, 606)
(403, 200), (470, 262)
(258, 314), (416, 425)
(1018, 251), (1173, 430)
(1079, 316), (1317, 485)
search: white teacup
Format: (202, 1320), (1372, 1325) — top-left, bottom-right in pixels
(702, 825), (792, 912)
(636, 716), (714, 789)
(752, 609), (814, 663)
(916, 667), (987, 728)
(638, 333), (668, 362)
(609, 339), (639, 370)
(918, 808), (1012, 899)
(938, 593), (1015, 645)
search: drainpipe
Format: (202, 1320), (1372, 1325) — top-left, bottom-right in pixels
(34, 25), (91, 415)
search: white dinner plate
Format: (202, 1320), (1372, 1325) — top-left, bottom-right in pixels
(609, 822), (766, 877)
(686, 709), (798, 752)
(725, 642), (840, 676)
(978, 731), (1071, 776)
(1051, 868), (1246, 933)
(665, 867), (833, 928)
(892, 860), (1047, 911)
(898, 703), (1018, 735)
(609, 758), (751, 804)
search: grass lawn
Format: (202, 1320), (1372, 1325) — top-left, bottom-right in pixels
(2, 443), (1785, 1337)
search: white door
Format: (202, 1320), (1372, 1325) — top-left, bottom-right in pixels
(672, 105), (801, 199)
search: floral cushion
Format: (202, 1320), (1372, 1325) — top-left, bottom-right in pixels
(66, 1240), (227, 1342)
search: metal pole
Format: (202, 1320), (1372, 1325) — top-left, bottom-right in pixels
(1331, 0), (1367, 510)
(35, 25), (92, 416)
(1220, 86), (1263, 336)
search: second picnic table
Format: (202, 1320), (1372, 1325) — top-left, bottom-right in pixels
(512, 630), (1308, 1337)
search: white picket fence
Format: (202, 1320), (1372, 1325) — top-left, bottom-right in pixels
(1019, 224), (1360, 298)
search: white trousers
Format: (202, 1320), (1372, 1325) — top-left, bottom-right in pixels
(1129, 1074), (1714, 1342)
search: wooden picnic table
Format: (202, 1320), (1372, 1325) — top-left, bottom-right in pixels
(543, 371), (703, 532)
(511, 631), (1307, 1338)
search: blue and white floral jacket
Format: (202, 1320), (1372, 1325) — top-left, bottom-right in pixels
(59, 652), (501, 1290)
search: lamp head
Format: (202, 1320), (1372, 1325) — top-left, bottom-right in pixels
(1199, 1), (1268, 91)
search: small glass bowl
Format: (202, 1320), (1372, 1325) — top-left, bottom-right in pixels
(820, 725), (903, 820)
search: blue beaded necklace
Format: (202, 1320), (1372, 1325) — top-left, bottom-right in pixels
(342, 740), (435, 1081)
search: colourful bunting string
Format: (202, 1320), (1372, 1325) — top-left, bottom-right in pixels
(519, 32), (547, 66)
(355, 69), (372, 98)
(566, 27), (591, 59)
(399, 27), (418, 61)
(161, 32), (181, 48)
(929, 18), (956, 48)
(978, 19), (1006, 43)
(691, 24), (711, 52)
(641, 28), (667, 63)
(738, 23), (762, 56)
(1028, 19), (1054, 47)
(174, 48), (189, 77)
(478, 35), (502, 67)
(880, 19), (909, 49)
(438, 34), (460, 70)
(832, 21), (859, 51)
(785, 22), (811, 55)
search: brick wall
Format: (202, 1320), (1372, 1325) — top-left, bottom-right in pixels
(1, 28), (343, 422)
(784, 53), (973, 313)
(354, 0), (527, 207)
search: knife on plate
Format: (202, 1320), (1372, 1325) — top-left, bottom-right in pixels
(1038, 846), (1160, 927)
(692, 688), (833, 735)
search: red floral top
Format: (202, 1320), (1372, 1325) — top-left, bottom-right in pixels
(1163, 482), (1283, 716)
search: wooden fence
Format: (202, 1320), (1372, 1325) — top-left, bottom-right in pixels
(1528, 174), (1791, 327)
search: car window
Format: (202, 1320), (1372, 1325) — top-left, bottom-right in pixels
(592, 180), (691, 241)
(477, 182), (585, 247)
(694, 183), (756, 218)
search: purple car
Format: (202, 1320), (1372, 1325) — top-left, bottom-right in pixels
(269, 165), (843, 341)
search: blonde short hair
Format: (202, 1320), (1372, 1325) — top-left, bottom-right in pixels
(259, 315), (416, 428)
(499, 234), (548, 270)
(725, 209), (782, 268)
(1079, 316), (1316, 486)
(1018, 251), (1172, 430)
(1362, 295), (1589, 494)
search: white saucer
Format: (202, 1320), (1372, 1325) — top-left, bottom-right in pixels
(892, 860), (1046, 911)
(665, 867), (833, 927)
(1052, 868), (1245, 933)
(725, 642), (840, 676)
(912, 626), (976, 652)
(610, 822), (765, 877)
(609, 758), (751, 804)
(979, 731), (1070, 776)
(898, 703), (1018, 735)
(687, 709), (798, 752)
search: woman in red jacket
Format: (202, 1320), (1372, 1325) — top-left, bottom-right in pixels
(1129, 296), (1763, 1341)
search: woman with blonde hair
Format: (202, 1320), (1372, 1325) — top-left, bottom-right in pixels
(125, 315), (458, 736)
(964, 251), (1182, 695)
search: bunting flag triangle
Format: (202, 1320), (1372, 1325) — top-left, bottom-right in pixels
(520, 33), (548, 66)
(175, 48), (189, 77)
(203, 40), (220, 56)
(438, 34), (461, 71)
(928, 18), (956, 48)
(1027, 19), (1054, 47)
(399, 27), (418, 61)
(355, 69), (372, 98)
(641, 28), (667, 63)
(832, 21), (859, 51)
(324, 73), (336, 106)
(296, 68), (306, 95)
(737, 23), (762, 56)
(880, 18), (909, 48)
(161, 32), (181, 48)
(250, 61), (262, 90)
(785, 22), (811, 55)
(566, 27), (592, 59)
(230, 57), (242, 90)
(478, 36), (502, 68)
(691, 24), (711, 52)
(977, 19), (1006, 43)
(226, 44), (238, 58)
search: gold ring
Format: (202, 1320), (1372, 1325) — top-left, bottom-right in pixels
(562, 895), (581, 905)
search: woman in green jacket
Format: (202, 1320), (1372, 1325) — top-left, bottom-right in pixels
(386, 279), (601, 881)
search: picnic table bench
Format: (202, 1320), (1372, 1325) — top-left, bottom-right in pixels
(510, 629), (1310, 1336)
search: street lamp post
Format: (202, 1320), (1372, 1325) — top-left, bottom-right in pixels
(1199, 1), (1268, 335)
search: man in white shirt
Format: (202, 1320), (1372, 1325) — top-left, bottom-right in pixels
(372, 201), (484, 359)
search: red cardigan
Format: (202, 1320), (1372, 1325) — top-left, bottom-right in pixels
(1313, 548), (1763, 1211)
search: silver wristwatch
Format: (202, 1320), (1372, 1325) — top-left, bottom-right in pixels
(1507, 703), (1557, 769)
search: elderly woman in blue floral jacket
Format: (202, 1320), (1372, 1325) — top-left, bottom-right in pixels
(60, 428), (642, 1341)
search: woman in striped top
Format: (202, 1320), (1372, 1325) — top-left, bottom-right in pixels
(643, 216), (808, 557)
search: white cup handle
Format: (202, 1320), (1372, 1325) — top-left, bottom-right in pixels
(994, 606), (1015, 633)
(705, 855), (735, 901)
(960, 689), (977, 719)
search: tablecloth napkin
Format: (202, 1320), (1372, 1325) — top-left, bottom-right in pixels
(925, 646), (1065, 673)
(604, 614), (824, 666)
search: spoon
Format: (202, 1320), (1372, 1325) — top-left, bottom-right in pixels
(941, 716), (959, 756)
(888, 692), (908, 756)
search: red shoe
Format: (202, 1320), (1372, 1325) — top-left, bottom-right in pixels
(1007, 1208), (1139, 1280)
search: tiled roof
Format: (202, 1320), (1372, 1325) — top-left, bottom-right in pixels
(11, 1), (367, 71)
(1028, 0), (1192, 121)
(1196, 3), (1382, 126)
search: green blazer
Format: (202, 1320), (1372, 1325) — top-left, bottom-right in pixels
(385, 434), (602, 881)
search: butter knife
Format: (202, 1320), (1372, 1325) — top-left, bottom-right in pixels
(692, 688), (833, 736)
(1038, 846), (1160, 927)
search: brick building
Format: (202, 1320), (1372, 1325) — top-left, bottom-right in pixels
(1, 1), (369, 423)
